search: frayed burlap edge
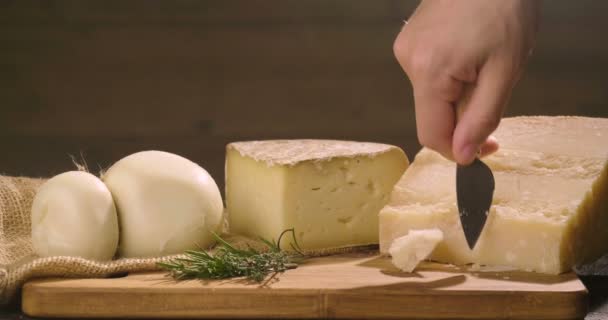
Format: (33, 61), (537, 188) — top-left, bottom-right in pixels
(0, 254), (182, 304)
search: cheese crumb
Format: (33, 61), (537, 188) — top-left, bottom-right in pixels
(470, 264), (481, 272)
(388, 229), (443, 272)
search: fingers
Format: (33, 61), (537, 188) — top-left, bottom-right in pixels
(394, 27), (473, 161)
(413, 92), (457, 161)
(479, 135), (499, 157)
(394, 26), (504, 164)
(412, 74), (463, 161)
(452, 57), (515, 165)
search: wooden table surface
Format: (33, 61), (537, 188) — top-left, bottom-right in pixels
(16, 254), (590, 319)
(3, 254), (608, 320)
(0, 276), (606, 319)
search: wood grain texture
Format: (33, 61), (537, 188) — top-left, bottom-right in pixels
(22, 253), (588, 319)
(0, 0), (607, 190)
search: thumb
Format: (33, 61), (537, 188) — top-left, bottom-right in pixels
(452, 57), (516, 165)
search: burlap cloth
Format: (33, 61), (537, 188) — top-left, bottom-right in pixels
(0, 175), (377, 306)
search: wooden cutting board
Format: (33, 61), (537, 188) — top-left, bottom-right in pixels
(22, 252), (587, 319)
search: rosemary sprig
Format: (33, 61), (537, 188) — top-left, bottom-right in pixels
(157, 228), (307, 282)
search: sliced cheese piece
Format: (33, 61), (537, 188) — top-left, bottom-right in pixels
(389, 229), (443, 272)
(226, 140), (409, 250)
(380, 116), (608, 274)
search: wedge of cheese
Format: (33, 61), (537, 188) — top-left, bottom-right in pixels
(226, 140), (408, 250)
(380, 116), (608, 274)
(389, 229), (444, 273)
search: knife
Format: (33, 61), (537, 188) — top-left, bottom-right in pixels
(455, 88), (496, 250)
(456, 158), (495, 249)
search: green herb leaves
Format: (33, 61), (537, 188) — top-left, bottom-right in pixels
(158, 229), (306, 282)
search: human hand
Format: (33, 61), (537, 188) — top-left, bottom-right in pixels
(394, 0), (541, 164)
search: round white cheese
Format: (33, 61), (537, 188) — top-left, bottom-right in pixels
(102, 150), (223, 258)
(31, 171), (119, 260)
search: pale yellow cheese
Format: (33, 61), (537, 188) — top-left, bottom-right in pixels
(380, 116), (608, 274)
(226, 140), (409, 250)
(389, 229), (443, 272)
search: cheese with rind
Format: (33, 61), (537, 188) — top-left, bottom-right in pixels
(226, 140), (409, 250)
(380, 116), (608, 274)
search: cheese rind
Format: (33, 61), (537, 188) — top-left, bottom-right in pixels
(226, 140), (409, 250)
(380, 116), (608, 274)
(228, 140), (399, 166)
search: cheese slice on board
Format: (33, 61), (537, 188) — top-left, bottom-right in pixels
(226, 140), (408, 250)
(389, 229), (444, 272)
(380, 116), (608, 274)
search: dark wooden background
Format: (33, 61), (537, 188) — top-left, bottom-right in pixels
(1, 0), (607, 191)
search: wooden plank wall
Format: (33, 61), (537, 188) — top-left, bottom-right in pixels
(1, 0), (607, 192)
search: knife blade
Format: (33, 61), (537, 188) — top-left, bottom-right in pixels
(453, 84), (496, 250)
(456, 157), (495, 249)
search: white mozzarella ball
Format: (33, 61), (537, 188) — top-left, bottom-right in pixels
(102, 150), (223, 258)
(31, 171), (119, 260)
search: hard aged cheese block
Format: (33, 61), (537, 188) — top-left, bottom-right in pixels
(226, 140), (409, 250)
(380, 116), (608, 274)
